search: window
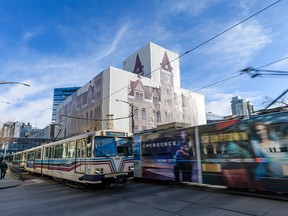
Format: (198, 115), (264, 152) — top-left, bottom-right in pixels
(76, 139), (82, 158)
(136, 92), (144, 101)
(157, 111), (161, 122)
(88, 95), (93, 105)
(68, 141), (75, 158)
(153, 96), (158, 104)
(142, 108), (146, 120)
(35, 149), (41, 159)
(55, 144), (63, 158)
(116, 138), (133, 156)
(94, 106), (101, 119)
(96, 91), (102, 101)
(134, 109), (138, 120)
(87, 136), (92, 157)
(94, 137), (116, 157)
(49, 147), (54, 158)
(95, 78), (102, 88)
(28, 151), (34, 160)
(62, 143), (68, 158)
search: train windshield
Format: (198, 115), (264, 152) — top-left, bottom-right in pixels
(94, 137), (132, 157)
(116, 137), (133, 156)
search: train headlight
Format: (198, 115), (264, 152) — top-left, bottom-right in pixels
(95, 168), (104, 174)
(129, 166), (134, 171)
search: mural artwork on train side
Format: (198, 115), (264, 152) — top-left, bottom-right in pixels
(139, 128), (198, 182)
(199, 112), (288, 192)
(136, 111), (288, 193)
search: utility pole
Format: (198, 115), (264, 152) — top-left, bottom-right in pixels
(116, 99), (138, 133)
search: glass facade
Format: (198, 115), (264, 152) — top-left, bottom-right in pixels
(52, 87), (80, 122)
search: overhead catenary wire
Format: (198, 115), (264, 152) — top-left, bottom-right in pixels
(59, 1), (283, 123)
(90, 0), (282, 108)
(3, 1), (282, 124)
(241, 55), (288, 78)
(256, 56), (288, 69)
(61, 54), (288, 123)
(147, 55), (288, 114)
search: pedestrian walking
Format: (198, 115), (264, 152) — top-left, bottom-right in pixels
(0, 161), (8, 179)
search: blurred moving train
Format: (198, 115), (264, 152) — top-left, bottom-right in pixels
(11, 130), (133, 185)
(133, 111), (288, 194)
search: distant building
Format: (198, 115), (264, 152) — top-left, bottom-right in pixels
(206, 112), (224, 124)
(0, 121), (49, 157)
(55, 42), (207, 138)
(231, 96), (254, 118)
(52, 87), (80, 123)
(29, 125), (53, 140)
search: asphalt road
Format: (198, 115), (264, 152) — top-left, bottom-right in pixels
(0, 175), (287, 216)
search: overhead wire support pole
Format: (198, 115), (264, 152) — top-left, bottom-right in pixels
(0, 81), (30, 87)
(265, 89), (288, 110)
(116, 99), (138, 133)
(241, 67), (288, 78)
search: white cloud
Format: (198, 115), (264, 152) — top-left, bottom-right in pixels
(0, 22), (137, 128)
(22, 28), (44, 41)
(163, 0), (218, 17)
(207, 22), (272, 69)
(201, 86), (263, 116)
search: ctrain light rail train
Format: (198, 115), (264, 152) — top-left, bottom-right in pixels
(133, 111), (288, 194)
(11, 130), (133, 186)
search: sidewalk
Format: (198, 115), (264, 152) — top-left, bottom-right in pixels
(0, 171), (23, 190)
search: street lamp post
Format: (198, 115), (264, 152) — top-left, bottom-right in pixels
(0, 81), (30, 158)
(116, 99), (138, 133)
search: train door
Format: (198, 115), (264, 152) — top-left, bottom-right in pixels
(75, 138), (86, 174)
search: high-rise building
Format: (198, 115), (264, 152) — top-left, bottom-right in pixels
(52, 87), (80, 122)
(231, 96), (254, 117)
(55, 42), (207, 138)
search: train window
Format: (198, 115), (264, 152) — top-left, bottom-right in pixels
(35, 149), (41, 159)
(116, 137), (133, 156)
(15, 154), (21, 160)
(68, 141), (75, 158)
(87, 136), (92, 157)
(28, 151), (35, 160)
(62, 143), (68, 158)
(82, 139), (87, 158)
(94, 137), (116, 157)
(45, 147), (49, 159)
(76, 139), (82, 158)
(50, 146), (54, 158)
(55, 144), (63, 158)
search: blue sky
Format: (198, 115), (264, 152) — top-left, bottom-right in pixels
(0, 0), (287, 128)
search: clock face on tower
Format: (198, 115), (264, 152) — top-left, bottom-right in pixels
(163, 74), (171, 84)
